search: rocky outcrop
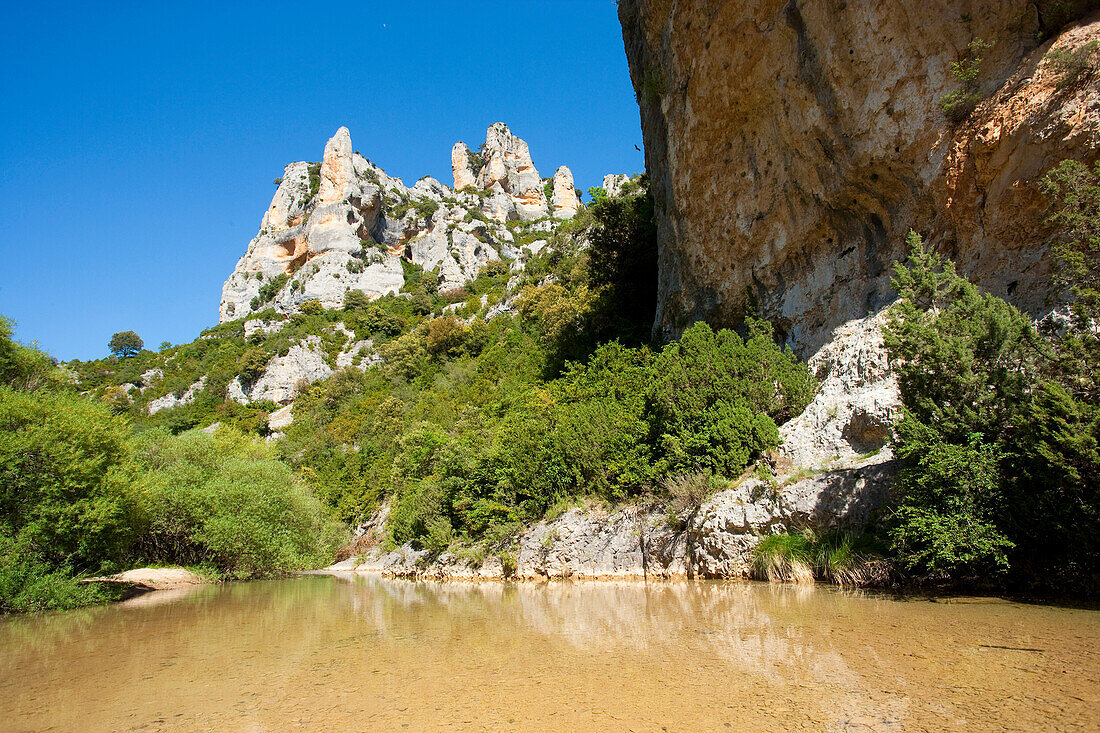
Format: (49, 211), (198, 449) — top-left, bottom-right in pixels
(220, 127), (404, 321)
(602, 173), (631, 198)
(551, 166), (581, 218)
(779, 309), (900, 467)
(330, 452), (894, 580)
(476, 123), (549, 220)
(450, 123), (571, 222)
(619, 2), (1100, 354)
(222, 124), (590, 321)
(228, 335), (332, 405)
(147, 376), (206, 415)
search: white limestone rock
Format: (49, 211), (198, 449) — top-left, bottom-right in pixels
(336, 338), (381, 370)
(475, 122), (548, 221)
(551, 166), (580, 219)
(268, 404), (294, 431)
(243, 319), (286, 339)
(779, 309), (901, 467)
(602, 173), (631, 198)
(317, 126), (359, 205)
(479, 182), (516, 222)
(147, 377), (207, 415)
(229, 336), (333, 406)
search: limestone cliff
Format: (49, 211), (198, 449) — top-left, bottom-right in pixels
(221, 123), (582, 322)
(619, 1), (1100, 353)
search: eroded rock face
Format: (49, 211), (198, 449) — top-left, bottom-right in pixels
(619, 1), (1100, 353)
(452, 122), (558, 221)
(222, 124), (590, 322)
(779, 309), (900, 467)
(551, 166), (581, 218)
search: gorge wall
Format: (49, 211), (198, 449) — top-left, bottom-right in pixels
(618, 0), (1100, 353)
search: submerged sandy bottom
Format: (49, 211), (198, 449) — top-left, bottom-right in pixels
(1, 574), (1097, 731)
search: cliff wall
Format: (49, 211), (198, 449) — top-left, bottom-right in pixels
(619, 0), (1100, 352)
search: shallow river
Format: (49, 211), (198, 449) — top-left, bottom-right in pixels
(1, 574), (1097, 731)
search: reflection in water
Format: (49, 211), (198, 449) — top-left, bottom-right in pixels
(1, 574), (1097, 731)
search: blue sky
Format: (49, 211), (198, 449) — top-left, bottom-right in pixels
(0, 1), (643, 361)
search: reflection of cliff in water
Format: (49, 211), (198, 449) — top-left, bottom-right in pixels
(2, 575), (1097, 731)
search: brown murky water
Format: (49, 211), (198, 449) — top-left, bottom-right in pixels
(1, 575), (1097, 732)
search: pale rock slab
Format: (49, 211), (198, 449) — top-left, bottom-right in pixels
(551, 166), (580, 219)
(229, 336), (332, 405)
(451, 142), (477, 191)
(317, 126), (358, 205)
(779, 310), (900, 467)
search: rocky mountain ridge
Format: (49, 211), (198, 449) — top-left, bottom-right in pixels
(220, 123), (588, 323)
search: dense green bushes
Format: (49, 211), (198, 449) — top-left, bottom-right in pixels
(648, 319), (814, 477)
(0, 389), (143, 571)
(883, 231), (1099, 590)
(131, 429), (343, 578)
(279, 315), (814, 552)
(0, 317), (58, 392)
(0, 373), (343, 612)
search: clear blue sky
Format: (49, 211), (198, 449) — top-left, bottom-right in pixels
(0, 1), (643, 361)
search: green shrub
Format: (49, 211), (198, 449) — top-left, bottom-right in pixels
(1044, 40), (1099, 88)
(0, 388), (144, 570)
(256, 274), (289, 305)
(0, 316), (57, 392)
(647, 320), (815, 477)
(131, 427), (344, 578)
(889, 433), (1012, 577)
(307, 162), (321, 199)
(883, 229), (1099, 589)
(237, 348), (270, 383)
(939, 38), (993, 123)
(0, 537), (120, 614)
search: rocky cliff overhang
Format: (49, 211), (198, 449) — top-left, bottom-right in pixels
(619, 0), (1100, 353)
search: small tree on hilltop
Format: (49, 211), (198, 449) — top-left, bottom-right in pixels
(108, 331), (143, 358)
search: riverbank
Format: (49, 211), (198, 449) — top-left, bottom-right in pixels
(329, 451), (896, 582)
